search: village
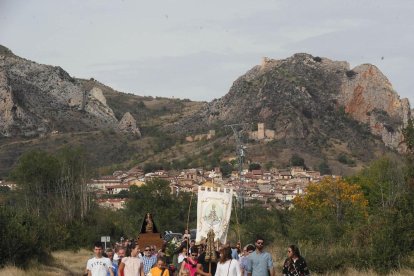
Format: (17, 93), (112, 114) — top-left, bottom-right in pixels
(90, 165), (325, 210)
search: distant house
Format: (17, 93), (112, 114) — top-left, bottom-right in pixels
(96, 198), (127, 210)
(279, 170), (292, 180)
(106, 184), (129, 195)
(88, 176), (122, 191)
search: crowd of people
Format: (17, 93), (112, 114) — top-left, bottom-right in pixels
(84, 235), (310, 276)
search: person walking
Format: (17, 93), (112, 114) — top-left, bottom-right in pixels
(142, 245), (158, 275)
(196, 244), (219, 276)
(246, 237), (274, 276)
(149, 257), (170, 276)
(240, 244), (255, 276)
(86, 241), (114, 276)
(118, 243), (144, 276)
(214, 247), (241, 276)
(282, 245), (310, 276)
(180, 248), (198, 276)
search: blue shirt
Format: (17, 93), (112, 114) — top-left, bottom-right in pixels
(246, 251), (273, 276)
(231, 248), (240, 260)
(142, 255), (157, 275)
(108, 261), (118, 276)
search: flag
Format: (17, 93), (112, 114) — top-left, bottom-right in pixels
(196, 186), (233, 244)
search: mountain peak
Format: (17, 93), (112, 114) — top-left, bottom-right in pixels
(0, 45), (15, 57)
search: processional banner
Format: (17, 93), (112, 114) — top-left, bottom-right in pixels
(196, 186), (233, 244)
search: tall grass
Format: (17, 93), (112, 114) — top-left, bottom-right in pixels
(1, 248), (413, 276)
(0, 249), (91, 276)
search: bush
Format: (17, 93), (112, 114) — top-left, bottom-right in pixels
(290, 154), (305, 167)
(337, 153), (356, 166)
(346, 70), (357, 78)
(0, 207), (50, 267)
(313, 56), (322, 62)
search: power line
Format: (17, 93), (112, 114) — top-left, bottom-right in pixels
(224, 123), (250, 210)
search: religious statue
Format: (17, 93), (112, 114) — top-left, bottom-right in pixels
(140, 212), (158, 233)
(145, 213), (153, 233)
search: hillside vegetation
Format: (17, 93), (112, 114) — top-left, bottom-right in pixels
(1, 121), (414, 274)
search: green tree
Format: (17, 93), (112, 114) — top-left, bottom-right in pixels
(0, 206), (51, 267)
(126, 179), (196, 233)
(219, 161), (233, 177)
(11, 148), (91, 222)
(352, 157), (406, 211)
(248, 163), (261, 171)
(11, 150), (60, 217)
(318, 160), (331, 175)
(351, 157), (414, 272)
(290, 154), (305, 167)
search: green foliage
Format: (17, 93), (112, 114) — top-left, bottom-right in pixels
(346, 70), (357, 78)
(352, 157), (406, 211)
(0, 206), (50, 267)
(318, 160), (331, 175)
(2, 144), (414, 274)
(143, 162), (167, 173)
(337, 153), (356, 166)
(125, 179), (196, 233)
(290, 154), (305, 167)
(240, 206), (287, 243)
(403, 119), (414, 154)
(219, 161), (233, 177)
(0, 186), (10, 193)
(248, 163), (261, 171)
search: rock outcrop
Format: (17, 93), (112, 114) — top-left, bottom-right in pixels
(118, 112), (141, 137)
(338, 64), (411, 150)
(176, 54), (411, 154)
(0, 69), (35, 136)
(0, 45), (120, 136)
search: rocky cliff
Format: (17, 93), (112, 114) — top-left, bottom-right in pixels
(118, 112), (141, 137)
(177, 54), (412, 158)
(0, 45), (140, 137)
(338, 63), (411, 150)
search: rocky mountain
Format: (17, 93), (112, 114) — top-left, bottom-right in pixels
(0, 45), (203, 177)
(0, 45), (411, 176)
(173, 54), (412, 173)
(0, 45), (138, 137)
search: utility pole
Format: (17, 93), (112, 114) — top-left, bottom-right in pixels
(224, 123), (249, 209)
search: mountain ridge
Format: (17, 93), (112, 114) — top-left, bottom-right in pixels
(0, 45), (411, 177)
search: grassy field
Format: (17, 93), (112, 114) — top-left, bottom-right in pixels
(1, 248), (413, 276)
(0, 249), (91, 276)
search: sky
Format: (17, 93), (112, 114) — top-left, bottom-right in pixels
(0, 0), (413, 105)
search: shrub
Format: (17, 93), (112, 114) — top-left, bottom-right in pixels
(346, 70), (357, 78)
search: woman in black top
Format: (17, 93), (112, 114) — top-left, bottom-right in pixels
(282, 245), (310, 276)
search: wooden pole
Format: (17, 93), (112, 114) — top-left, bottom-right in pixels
(186, 191), (194, 253)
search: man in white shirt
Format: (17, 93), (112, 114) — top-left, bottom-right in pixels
(86, 242), (114, 276)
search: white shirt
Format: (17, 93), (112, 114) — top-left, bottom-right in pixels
(86, 256), (113, 276)
(122, 256), (143, 276)
(178, 253), (187, 264)
(215, 259), (241, 276)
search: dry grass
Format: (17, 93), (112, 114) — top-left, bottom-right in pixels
(1, 248), (413, 276)
(0, 249), (91, 276)
(313, 268), (414, 276)
(266, 243), (414, 276)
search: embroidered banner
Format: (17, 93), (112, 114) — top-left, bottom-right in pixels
(196, 186), (233, 244)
